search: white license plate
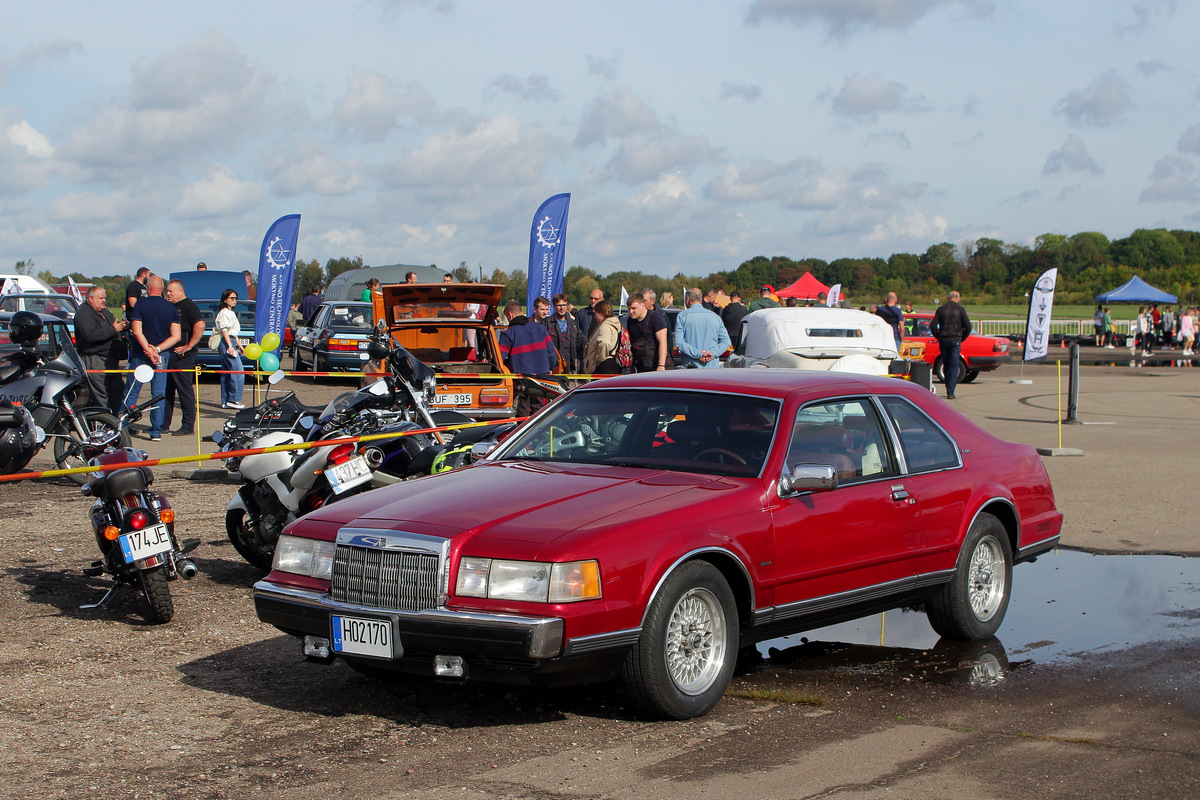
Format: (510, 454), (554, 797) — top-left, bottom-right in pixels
(237, 337), (251, 347)
(119, 523), (173, 564)
(359, 352), (369, 360)
(332, 615), (393, 659)
(325, 455), (372, 494)
(432, 393), (473, 406)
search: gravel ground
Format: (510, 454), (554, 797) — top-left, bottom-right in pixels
(0, 366), (1196, 799)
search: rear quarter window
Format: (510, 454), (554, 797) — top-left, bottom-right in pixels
(879, 396), (960, 472)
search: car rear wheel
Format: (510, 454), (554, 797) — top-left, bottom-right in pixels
(620, 560), (738, 719)
(927, 513), (1012, 640)
(311, 352), (323, 382)
(933, 357), (972, 385)
(292, 348), (304, 373)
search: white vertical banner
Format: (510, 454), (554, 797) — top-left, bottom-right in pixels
(1, 279), (19, 296)
(826, 283), (842, 307)
(619, 286), (629, 311)
(1024, 268), (1058, 361)
(67, 276), (84, 304)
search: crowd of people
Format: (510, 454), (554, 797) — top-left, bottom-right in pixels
(73, 266), (248, 441)
(1112, 302), (1199, 359)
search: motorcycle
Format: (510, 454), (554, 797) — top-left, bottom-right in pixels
(0, 310), (130, 483)
(222, 339), (471, 571)
(80, 364), (200, 624)
(213, 373), (325, 473)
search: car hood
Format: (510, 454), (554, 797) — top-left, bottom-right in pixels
(300, 460), (733, 548)
(380, 284), (502, 326)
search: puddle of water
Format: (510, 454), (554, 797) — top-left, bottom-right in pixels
(756, 549), (1200, 682)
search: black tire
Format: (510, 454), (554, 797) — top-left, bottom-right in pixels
(620, 561), (738, 719)
(293, 348), (305, 373)
(53, 411), (129, 485)
(225, 507), (276, 572)
(960, 367), (980, 384)
(311, 352), (323, 382)
(933, 356), (946, 383)
(927, 513), (1012, 640)
(140, 566), (174, 624)
(934, 357), (971, 386)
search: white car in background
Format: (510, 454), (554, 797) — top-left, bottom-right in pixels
(727, 307), (915, 376)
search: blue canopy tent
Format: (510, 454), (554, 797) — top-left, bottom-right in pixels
(1095, 275), (1177, 303)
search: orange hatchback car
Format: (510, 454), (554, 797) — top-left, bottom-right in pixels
(374, 284), (515, 419)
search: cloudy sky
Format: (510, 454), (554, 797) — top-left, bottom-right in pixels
(3, 0), (1198, 280)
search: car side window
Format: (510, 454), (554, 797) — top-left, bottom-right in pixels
(879, 397), (960, 472)
(787, 399), (896, 483)
(735, 321), (749, 356)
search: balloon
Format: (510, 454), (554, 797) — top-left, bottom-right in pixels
(261, 332), (281, 352)
(258, 352), (280, 372)
(244, 343), (263, 360)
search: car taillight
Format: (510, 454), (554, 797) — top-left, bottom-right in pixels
(129, 511), (148, 530)
(994, 340), (1009, 353)
(327, 339), (360, 351)
(479, 389), (510, 406)
(328, 443), (356, 465)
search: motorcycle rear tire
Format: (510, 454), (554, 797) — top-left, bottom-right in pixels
(53, 411), (129, 485)
(225, 507), (276, 572)
(140, 566), (174, 624)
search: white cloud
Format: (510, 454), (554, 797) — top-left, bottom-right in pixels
(486, 74), (561, 103)
(719, 83), (762, 102)
(1042, 135), (1104, 176)
(705, 159), (820, 203)
(265, 139), (368, 197)
(586, 54), (619, 81)
(384, 113), (564, 197)
(7, 118), (53, 158)
(56, 32), (276, 181)
(0, 108), (54, 191)
(335, 72), (438, 142)
(1178, 123), (1200, 154)
(172, 165), (267, 220)
(48, 188), (161, 228)
(865, 210), (949, 243)
(603, 132), (721, 184)
(1056, 71), (1133, 127)
(1139, 155), (1199, 203)
(575, 87), (660, 147)
(827, 73), (927, 121)
(745, 0), (991, 37)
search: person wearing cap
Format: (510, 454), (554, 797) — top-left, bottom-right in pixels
(748, 285), (781, 312)
(196, 262), (207, 271)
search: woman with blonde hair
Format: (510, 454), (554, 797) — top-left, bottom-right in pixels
(584, 301), (623, 374)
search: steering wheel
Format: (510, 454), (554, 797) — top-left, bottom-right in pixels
(694, 447), (747, 465)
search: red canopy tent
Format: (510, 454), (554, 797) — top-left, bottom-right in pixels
(775, 272), (830, 300)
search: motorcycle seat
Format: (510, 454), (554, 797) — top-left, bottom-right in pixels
(89, 466), (153, 498)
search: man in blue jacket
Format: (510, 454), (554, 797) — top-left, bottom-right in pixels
(500, 297), (558, 415)
(675, 288), (730, 368)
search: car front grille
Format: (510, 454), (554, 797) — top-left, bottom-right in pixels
(330, 544), (440, 611)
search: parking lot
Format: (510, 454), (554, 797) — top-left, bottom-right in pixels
(1, 363), (1197, 799)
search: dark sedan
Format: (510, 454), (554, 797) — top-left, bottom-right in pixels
(292, 301), (376, 374)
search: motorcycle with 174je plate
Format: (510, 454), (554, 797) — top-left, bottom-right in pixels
(81, 365), (200, 624)
(221, 340), (473, 571)
(0, 310), (129, 482)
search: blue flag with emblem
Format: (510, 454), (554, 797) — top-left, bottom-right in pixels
(526, 193), (570, 314)
(254, 214), (301, 351)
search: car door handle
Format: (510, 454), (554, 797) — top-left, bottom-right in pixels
(891, 485), (910, 501)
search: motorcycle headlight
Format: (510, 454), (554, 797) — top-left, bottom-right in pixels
(455, 558), (601, 603)
(273, 535), (336, 580)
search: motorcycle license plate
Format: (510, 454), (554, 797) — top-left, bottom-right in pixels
(331, 615), (394, 659)
(119, 523), (173, 564)
(433, 393), (473, 406)
(325, 455), (372, 494)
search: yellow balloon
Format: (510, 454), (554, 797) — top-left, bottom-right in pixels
(261, 332), (281, 352)
(244, 343), (263, 360)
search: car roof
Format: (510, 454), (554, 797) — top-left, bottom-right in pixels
(0, 311), (73, 326)
(576, 366), (921, 402)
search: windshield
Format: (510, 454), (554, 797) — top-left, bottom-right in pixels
(493, 388), (779, 477)
(0, 295), (78, 319)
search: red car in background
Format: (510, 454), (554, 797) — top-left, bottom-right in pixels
(253, 369), (1061, 719)
(904, 313), (1012, 384)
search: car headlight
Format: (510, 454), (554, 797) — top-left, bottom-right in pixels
(273, 535), (337, 580)
(455, 558), (601, 603)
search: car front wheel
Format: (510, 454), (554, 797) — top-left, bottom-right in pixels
(620, 560), (738, 719)
(927, 513), (1012, 640)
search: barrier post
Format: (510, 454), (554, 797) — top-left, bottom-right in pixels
(194, 364), (204, 468)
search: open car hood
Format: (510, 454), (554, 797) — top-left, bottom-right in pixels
(381, 284), (503, 326)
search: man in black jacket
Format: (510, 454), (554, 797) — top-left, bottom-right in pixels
(930, 290), (972, 400)
(74, 286), (127, 414)
(722, 291), (749, 349)
(544, 293), (584, 373)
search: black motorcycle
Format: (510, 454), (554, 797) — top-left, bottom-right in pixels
(80, 384), (199, 624)
(0, 311), (129, 482)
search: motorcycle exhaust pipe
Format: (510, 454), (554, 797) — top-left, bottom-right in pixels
(363, 447), (384, 469)
(177, 559), (199, 579)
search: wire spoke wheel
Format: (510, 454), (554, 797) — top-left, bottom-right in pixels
(967, 536), (1005, 621)
(664, 587), (727, 695)
(927, 513), (1012, 640)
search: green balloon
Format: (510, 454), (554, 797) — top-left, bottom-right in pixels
(259, 352), (280, 372)
(261, 332), (281, 352)
(244, 343), (263, 360)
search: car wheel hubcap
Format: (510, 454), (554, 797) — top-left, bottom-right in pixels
(664, 587), (726, 696)
(968, 536), (1005, 621)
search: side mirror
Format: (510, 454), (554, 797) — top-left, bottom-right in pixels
(778, 464), (838, 498)
(211, 430), (225, 445)
(268, 369), (286, 385)
(299, 416), (315, 431)
(133, 364), (155, 384)
(33, 425), (46, 444)
(470, 441), (496, 461)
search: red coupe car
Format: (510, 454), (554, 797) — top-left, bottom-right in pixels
(904, 313), (1012, 384)
(253, 369), (1061, 719)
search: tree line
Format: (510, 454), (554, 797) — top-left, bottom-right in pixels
(20, 227), (1200, 313)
